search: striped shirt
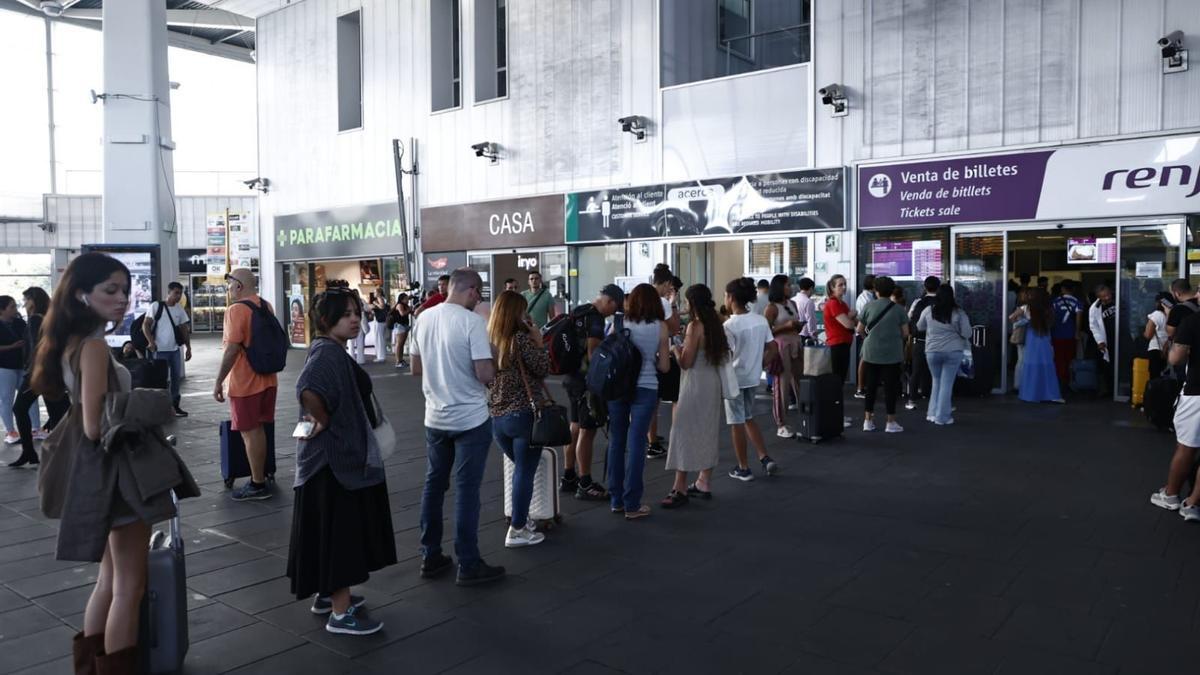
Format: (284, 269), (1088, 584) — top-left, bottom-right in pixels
(293, 338), (386, 490)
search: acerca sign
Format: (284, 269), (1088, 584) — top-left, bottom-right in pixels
(859, 134), (1200, 229)
(421, 194), (564, 251)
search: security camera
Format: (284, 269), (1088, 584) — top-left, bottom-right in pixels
(1160, 30), (1188, 72)
(243, 177), (270, 193)
(471, 142), (499, 163)
(617, 116), (647, 141)
(1159, 30), (1184, 48)
(819, 84), (848, 117)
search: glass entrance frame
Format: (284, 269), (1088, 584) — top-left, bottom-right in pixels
(950, 218), (1186, 400)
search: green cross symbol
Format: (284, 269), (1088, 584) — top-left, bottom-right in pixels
(277, 230), (286, 247)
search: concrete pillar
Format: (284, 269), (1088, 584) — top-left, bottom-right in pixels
(101, 0), (179, 293)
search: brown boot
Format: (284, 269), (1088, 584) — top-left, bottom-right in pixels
(72, 632), (104, 675)
(94, 646), (139, 675)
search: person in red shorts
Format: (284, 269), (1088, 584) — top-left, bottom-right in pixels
(214, 268), (279, 501)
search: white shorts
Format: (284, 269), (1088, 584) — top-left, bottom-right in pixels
(1174, 394), (1200, 447)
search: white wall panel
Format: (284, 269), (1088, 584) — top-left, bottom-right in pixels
(815, 0), (1200, 165)
(35, 195), (257, 251)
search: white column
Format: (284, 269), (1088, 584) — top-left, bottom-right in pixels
(101, 0), (179, 293)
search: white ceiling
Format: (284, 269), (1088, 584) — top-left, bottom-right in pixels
(196, 0), (297, 19)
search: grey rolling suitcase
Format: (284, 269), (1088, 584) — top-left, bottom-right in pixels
(503, 447), (562, 528)
(139, 493), (188, 674)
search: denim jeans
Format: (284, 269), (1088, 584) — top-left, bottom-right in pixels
(925, 350), (962, 424)
(153, 349), (184, 405)
(606, 387), (658, 511)
(420, 419), (493, 570)
(0, 368), (34, 434)
(492, 410), (539, 529)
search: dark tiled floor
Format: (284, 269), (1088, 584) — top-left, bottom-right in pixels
(0, 335), (1196, 674)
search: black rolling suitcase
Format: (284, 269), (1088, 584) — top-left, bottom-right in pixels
(955, 325), (993, 397)
(139, 494), (187, 674)
(219, 421), (277, 489)
(124, 357), (170, 390)
(1143, 376), (1181, 431)
(795, 374), (844, 443)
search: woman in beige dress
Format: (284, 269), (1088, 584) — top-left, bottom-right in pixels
(662, 284), (731, 508)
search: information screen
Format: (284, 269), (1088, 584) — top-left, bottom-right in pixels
(1067, 237), (1116, 264)
(871, 240), (943, 280)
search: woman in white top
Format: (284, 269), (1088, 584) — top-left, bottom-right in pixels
(916, 285), (972, 425)
(605, 284), (670, 521)
(763, 275), (804, 439)
(1143, 292), (1173, 376)
(1008, 288), (1030, 392)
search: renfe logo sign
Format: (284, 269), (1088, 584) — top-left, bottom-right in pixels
(858, 134), (1200, 229)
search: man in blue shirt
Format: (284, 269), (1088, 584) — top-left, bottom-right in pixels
(1051, 281), (1084, 388)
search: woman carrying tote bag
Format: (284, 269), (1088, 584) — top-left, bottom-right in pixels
(487, 290), (553, 548)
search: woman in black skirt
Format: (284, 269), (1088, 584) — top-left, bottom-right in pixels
(287, 288), (397, 636)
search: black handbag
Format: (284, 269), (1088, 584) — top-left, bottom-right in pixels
(657, 354), (681, 402)
(516, 357), (572, 447)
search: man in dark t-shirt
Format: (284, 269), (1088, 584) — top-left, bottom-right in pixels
(1167, 279), (1198, 341)
(1151, 311), (1200, 520)
(561, 285), (623, 501)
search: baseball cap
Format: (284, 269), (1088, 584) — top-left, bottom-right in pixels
(599, 284), (625, 308)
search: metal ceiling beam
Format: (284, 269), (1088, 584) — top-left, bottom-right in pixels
(59, 8), (255, 32)
(0, 0), (254, 62)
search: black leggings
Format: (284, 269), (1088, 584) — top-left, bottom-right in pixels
(13, 384), (69, 458)
(863, 362), (901, 416)
(831, 343), (851, 384)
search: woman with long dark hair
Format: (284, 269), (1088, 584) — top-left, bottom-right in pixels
(33, 252), (199, 672)
(1018, 288), (1064, 403)
(486, 290), (549, 547)
(607, 284), (670, 520)
(9, 287), (66, 467)
(662, 284), (731, 507)
(763, 274), (804, 438)
(388, 293), (412, 369)
(288, 288), (397, 636)
(915, 285), (972, 425)
(0, 296), (29, 447)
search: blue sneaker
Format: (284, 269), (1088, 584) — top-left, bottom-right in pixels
(325, 605), (383, 636)
(728, 466), (754, 482)
(760, 455), (778, 476)
(311, 594), (365, 615)
(230, 481), (272, 501)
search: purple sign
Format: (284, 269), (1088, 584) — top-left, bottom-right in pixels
(858, 151), (1054, 229)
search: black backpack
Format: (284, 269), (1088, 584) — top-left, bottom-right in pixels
(542, 303), (600, 376)
(237, 300), (289, 374)
(129, 301), (168, 353)
(909, 295), (936, 337)
(586, 315), (643, 401)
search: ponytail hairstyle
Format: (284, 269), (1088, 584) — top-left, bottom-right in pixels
(725, 277), (757, 309)
(32, 252), (131, 400)
(652, 263), (673, 286)
(685, 284), (730, 366)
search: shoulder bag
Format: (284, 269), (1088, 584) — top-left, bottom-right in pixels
(367, 391), (396, 460)
(516, 352), (572, 447)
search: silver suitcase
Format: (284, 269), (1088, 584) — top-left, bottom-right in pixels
(139, 493), (188, 674)
(503, 447), (562, 527)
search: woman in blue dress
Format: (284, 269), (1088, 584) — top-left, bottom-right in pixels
(1018, 288), (1065, 404)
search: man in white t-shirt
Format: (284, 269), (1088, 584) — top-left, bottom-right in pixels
(723, 278), (780, 482)
(143, 281), (191, 417)
(751, 279), (770, 315)
(853, 275), (877, 397)
(410, 268), (505, 587)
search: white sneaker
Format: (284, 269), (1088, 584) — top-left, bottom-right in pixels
(1181, 500), (1200, 522)
(904, 400), (917, 410)
(934, 419), (955, 426)
(1151, 489), (1182, 511)
(505, 525), (545, 548)
(787, 404), (798, 410)
(862, 419), (876, 432)
(32, 430), (49, 441)
(777, 426), (795, 439)
(926, 416), (936, 423)
(3, 432), (18, 446)
(885, 421), (904, 433)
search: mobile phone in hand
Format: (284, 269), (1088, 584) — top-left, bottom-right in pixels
(292, 420), (315, 438)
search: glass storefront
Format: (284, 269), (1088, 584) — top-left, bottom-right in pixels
(0, 253), (51, 304)
(281, 255), (411, 348)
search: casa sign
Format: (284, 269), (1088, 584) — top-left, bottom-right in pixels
(420, 194), (565, 251)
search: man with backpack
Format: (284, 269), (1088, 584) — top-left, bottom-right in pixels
(554, 284), (623, 501)
(141, 281), (192, 417)
(214, 269), (283, 502)
(904, 276), (940, 410)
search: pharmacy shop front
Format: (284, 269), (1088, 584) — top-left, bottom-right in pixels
(565, 168), (848, 311)
(420, 194), (567, 312)
(857, 133), (1200, 401)
(273, 201), (411, 348)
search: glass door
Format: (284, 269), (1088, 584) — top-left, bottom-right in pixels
(467, 254), (493, 303)
(951, 230), (1007, 393)
(672, 242), (708, 289)
(1117, 223), (1182, 400)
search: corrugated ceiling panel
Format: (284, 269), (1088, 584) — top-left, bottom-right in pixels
(1118, 0), (1163, 134)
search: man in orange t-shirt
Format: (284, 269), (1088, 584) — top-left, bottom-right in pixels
(214, 268), (279, 501)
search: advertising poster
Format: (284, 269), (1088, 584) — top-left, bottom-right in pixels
(423, 251), (467, 291)
(206, 214), (228, 276)
(103, 251), (156, 347)
(288, 293), (308, 348)
(566, 168), (845, 243)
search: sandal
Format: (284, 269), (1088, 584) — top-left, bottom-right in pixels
(660, 490), (689, 509)
(686, 482), (712, 500)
